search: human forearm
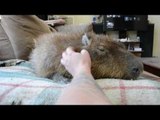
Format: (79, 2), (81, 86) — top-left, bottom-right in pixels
(56, 72), (111, 105)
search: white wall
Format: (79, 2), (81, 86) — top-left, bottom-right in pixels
(52, 15), (93, 25)
(148, 15), (160, 58)
(67, 15), (93, 25)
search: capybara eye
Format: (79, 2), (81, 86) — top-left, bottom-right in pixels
(87, 36), (92, 40)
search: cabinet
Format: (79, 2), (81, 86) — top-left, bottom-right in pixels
(138, 24), (154, 57)
(120, 41), (143, 57)
(93, 23), (143, 57)
(92, 21), (154, 57)
(36, 15), (48, 20)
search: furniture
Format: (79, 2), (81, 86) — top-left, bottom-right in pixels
(92, 23), (104, 34)
(0, 22), (15, 60)
(0, 15), (52, 60)
(120, 41), (142, 57)
(141, 57), (160, 77)
(138, 24), (154, 57)
(36, 15), (48, 20)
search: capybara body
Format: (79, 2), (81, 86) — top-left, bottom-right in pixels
(30, 31), (143, 80)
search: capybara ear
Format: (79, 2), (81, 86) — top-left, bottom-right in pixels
(84, 23), (93, 33)
(33, 38), (38, 48)
(33, 38), (37, 45)
(33, 38), (37, 44)
(82, 33), (92, 46)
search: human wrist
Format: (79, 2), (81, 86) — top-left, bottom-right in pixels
(71, 70), (94, 84)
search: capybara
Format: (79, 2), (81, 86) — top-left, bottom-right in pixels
(30, 29), (143, 80)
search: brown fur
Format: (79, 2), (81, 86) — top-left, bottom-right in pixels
(30, 31), (143, 80)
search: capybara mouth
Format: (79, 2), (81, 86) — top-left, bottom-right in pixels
(123, 66), (143, 80)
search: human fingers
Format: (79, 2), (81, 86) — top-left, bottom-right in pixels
(66, 46), (75, 55)
(61, 52), (69, 66)
(60, 58), (65, 65)
(62, 51), (67, 58)
(81, 49), (90, 57)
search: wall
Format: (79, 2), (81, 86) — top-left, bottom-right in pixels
(148, 15), (160, 58)
(56, 15), (94, 24)
(72, 15), (93, 24)
(66, 15), (93, 25)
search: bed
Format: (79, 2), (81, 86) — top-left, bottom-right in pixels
(0, 15), (160, 105)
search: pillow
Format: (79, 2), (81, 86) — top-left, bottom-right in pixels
(54, 23), (93, 33)
(1, 15), (53, 60)
(0, 59), (160, 105)
(0, 24), (15, 60)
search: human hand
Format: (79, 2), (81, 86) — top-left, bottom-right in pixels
(61, 47), (91, 77)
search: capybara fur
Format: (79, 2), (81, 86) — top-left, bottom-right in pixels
(30, 30), (143, 80)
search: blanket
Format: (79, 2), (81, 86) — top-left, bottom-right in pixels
(0, 59), (160, 105)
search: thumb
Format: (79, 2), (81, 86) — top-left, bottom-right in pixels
(81, 49), (90, 57)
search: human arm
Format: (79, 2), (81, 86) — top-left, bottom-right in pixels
(56, 47), (111, 105)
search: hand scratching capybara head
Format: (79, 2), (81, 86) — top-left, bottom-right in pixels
(30, 30), (143, 80)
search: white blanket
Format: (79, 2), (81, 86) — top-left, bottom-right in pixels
(0, 59), (160, 105)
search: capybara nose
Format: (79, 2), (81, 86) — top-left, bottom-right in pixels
(132, 67), (140, 75)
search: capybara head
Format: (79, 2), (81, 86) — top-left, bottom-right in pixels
(79, 32), (144, 80)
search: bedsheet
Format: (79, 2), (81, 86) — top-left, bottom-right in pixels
(0, 59), (160, 105)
